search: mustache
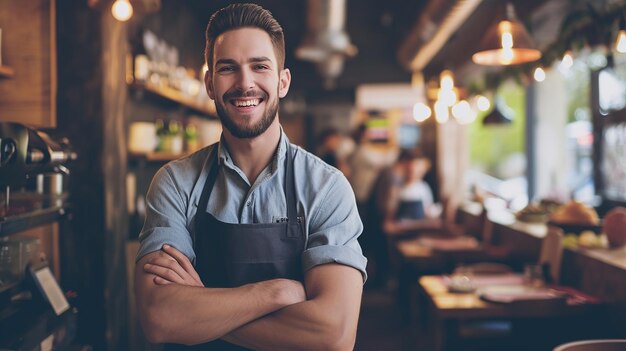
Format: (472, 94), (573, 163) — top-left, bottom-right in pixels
(223, 89), (268, 101)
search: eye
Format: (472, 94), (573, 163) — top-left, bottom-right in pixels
(254, 64), (270, 71)
(217, 66), (236, 73)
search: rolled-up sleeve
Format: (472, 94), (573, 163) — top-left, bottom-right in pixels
(135, 165), (196, 263)
(302, 174), (368, 282)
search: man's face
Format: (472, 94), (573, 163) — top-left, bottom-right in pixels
(206, 27), (291, 139)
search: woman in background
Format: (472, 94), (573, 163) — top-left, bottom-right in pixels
(381, 149), (438, 235)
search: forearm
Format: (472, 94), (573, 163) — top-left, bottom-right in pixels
(223, 265), (363, 351)
(224, 299), (350, 351)
(135, 254), (303, 345)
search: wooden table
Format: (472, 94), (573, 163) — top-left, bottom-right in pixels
(418, 274), (602, 351)
(395, 234), (511, 268)
(392, 234), (513, 323)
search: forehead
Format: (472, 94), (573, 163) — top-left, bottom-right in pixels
(213, 27), (277, 65)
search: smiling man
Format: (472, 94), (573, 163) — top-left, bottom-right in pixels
(134, 3), (367, 351)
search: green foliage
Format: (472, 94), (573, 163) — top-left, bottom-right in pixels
(468, 82), (526, 178)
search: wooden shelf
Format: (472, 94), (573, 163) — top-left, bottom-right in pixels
(0, 204), (66, 237)
(129, 151), (190, 162)
(0, 65), (15, 79)
(131, 81), (216, 116)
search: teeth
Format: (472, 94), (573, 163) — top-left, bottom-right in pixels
(234, 99), (260, 107)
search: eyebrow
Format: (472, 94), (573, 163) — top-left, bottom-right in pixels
(215, 57), (273, 65)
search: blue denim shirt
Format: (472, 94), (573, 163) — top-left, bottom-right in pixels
(136, 131), (367, 281)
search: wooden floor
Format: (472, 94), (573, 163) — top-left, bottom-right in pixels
(355, 284), (424, 351)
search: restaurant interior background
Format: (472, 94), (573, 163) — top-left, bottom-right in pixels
(1, 0), (626, 350)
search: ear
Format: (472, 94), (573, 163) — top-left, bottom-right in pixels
(204, 69), (215, 100)
(278, 68), (291, 98)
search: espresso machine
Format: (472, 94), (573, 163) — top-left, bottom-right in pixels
(0, 122), (76, 216)
(0, 121), (76, 290)
(0, 122), (79, 350)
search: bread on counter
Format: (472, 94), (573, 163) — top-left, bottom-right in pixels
(549, 201), (599, 225)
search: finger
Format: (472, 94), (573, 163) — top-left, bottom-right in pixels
(162, 245), (203, 285)
(145, 258), (201, 287)
(154, 276), (173, 285)
(146, 255), (189, 281)
(144, 263), (185, 284)
(162, 245), (195, 273)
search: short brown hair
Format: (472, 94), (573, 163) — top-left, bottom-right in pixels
(204, 3), (285, 73)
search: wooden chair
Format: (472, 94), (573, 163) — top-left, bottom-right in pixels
(539, 226), (564, 284)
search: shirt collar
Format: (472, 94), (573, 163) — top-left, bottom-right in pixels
(217, 126), (289, 175)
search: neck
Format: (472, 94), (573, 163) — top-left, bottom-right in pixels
(222, 119), (282, 184)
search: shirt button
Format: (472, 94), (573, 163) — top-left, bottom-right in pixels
(247, 202), (251, 207)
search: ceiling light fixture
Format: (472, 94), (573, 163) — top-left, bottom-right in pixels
(472, 3), (541, 66)
(615, 15), (626, 54)
(482, 96), (514, 125)
(112, 0), (133, 22)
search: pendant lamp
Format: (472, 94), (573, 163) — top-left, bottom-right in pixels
(472, 3), (541, 66)
(483, 96), (514, 125)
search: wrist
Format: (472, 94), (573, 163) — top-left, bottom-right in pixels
(250, 278), (306, 309)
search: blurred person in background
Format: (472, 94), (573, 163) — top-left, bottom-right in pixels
(380, 149), (439, 235)
(361, 149), (437, 287)
(317, 127), (355, 177)
(348, 124), (397, 211)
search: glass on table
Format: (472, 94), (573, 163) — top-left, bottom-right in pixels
(448, 265), (476, 293)
(523, 263), (545, 288)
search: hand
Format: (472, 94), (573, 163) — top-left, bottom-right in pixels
(143, 244), (204, 287)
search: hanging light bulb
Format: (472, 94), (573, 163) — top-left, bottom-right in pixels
(616, 30), (626, 54)
(413, 102), (432, 122)
(476, 95), (491, 111)
(434, 100), (450, 124)
(533, 67), (546, 82)
(440, 70), (455, 91)
(499, 22), (515, 64)
(437, 70), (458, 107)
(559, 51), (574, 74)
(472, 3), (541, 66)
(437, 88), (458, 107)
(112, 0), (133, 22)
(452, 100), (477, 124)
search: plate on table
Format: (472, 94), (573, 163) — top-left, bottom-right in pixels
(478, 285), (568, 305)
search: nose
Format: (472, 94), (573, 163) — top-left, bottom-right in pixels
(235, 67), (255, 91)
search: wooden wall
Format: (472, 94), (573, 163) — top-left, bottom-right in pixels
(0, 0), (56, 127)
(56, 1), (130, 350)
(0, 0), (59, 282)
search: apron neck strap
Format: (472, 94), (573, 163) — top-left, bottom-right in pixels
(284, 142), (296, 223)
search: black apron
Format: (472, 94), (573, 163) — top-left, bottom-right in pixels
(396, 200), (425, 220)
(165, 143), (305, 351)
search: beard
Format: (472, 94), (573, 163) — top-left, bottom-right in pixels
(216, 89), (279, 139)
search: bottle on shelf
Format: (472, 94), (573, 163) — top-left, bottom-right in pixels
(185, 124), (199, 153)
(168, 120), (183, 154)
(155, 119), (167, 152)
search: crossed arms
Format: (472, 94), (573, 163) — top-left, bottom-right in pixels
(135, 245), (363, 351)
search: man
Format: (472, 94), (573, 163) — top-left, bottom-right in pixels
(134, 3), (367, 350)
